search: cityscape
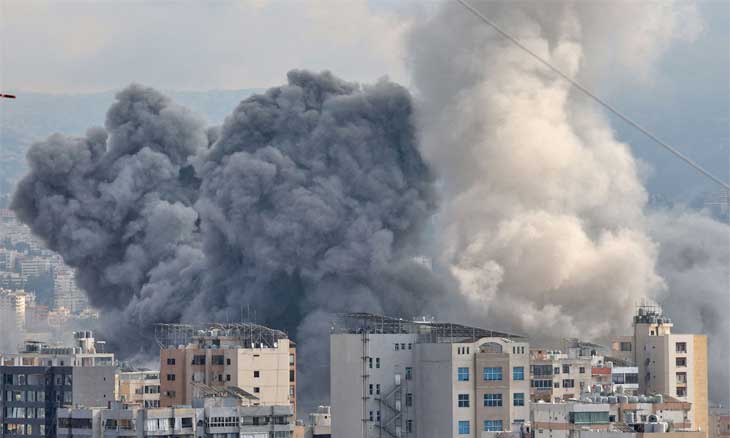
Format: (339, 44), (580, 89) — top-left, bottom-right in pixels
(1, 0), (729, 438)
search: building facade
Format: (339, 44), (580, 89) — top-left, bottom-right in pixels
(330, 313), (529, 438)
(156, 323), (295, 415)
(118, 371), (160, 408)
(0, 332), (117, 437)
(529, 350), (594, 402)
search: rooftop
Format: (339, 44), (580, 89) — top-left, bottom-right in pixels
(154, 323), (288, 349)
(331, 312), (524, 343)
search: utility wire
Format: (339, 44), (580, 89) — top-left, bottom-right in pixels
(455, 0), (730, 191)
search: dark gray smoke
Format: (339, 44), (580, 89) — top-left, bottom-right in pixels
(12, 70), (440, 411)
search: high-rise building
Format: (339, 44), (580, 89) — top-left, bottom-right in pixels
(709, 405), (730, 438)
(330, 313), (529, 438)
(611, 305), (709, 434)
(0, 331), (117, 437)
(156, 323), (295, 415)
(52, 268), (89, 314)
(529, 349), (593, 402)
(119, 370), (161, 408)
(0, 288), (26, 330)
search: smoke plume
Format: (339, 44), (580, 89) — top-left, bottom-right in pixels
(12, 70), (440, 410)
(407, 0), (727, 403)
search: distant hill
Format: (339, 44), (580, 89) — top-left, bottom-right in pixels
(0, 88), (262, 207)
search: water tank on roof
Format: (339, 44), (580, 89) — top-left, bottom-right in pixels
(618, 395), (629, 404)
(656, 422), (668, 433)
(607, 361), (614, 368)
(600, 397), (609, 403)
(608, 396), (618, 404)
(648, 414), (658, 423)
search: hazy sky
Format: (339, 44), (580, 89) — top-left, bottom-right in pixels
(1, 0), (728, 196)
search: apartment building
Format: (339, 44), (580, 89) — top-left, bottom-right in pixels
(156, 323), (295, 415)
(118, 370), (161, 408)
(0, 331), (117, 437)
(0, 288), (26, 330)
(611, 305), (708, 434)
(529, 349), (593, 402)
(532, 399), (702, 438)
(56, 387), (294, 438)
(709, 406), (730, 438)
(330, 313), (530, 438)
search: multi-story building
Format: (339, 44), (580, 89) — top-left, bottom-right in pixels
(52, 268), (89, 314)
(330, 313), (529, 438)
(0, 288), (26, 331)
(709, 406), (730, 438)
(529, 349), (593, 402)
(0, 331), (117, 437)
(119, 370), (161, 408)
(156, 323), (295, 415)
(532, 398), (702, 438)
(56, 386), (295, 438)
(611, 305), (709, 434)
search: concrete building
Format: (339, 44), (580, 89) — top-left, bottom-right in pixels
(0, 331), (117, 437)
(0, 288), (26, 330)
(611, 305), (708, 434)
(52, 268), (89, 314)
(118, 371), (160, 408)
(156, 323), (296, 415)
(709, 406), (730, 438)
(529, 349), (594, 402)
(330, 313), (529, 438)
(56, 386), (295, 438)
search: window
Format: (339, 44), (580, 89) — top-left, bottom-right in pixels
(376, 384), (381, 395)
(484, 420), (503, 431)
(375, 358), (380, 369)
(676, 372), (687, 384)
(405, 367), (413, 380)
(676, 342), (687, 353)
(395, 343), (400, 351)
(570, 412), (609, 424)
(227, 358), (232, 365)
(406, 393), (413, 406)
(458, 394), (470, 408)
(212, 355), (225, 365)
(408, 343), (412, 350)
(253, 387), (260, 393)
(579, 367), (586, 374)
(458, 421), (470, 434)
(483, 367), (502, 381)
(620, 342), (632, 352)
(514, 392), (525, 406)
(563, 379), (575, 388)
(406, 420), (413, 433)
(369, 358), (373, 369)
(289, 370), (295, 382)
(531, 365), (552, 376)
(166, 374), (176, 381)
(192, 355), (206, 365)
(369, 384), (374, 395)
(226, 374), (231, 381)
(554, 367), (561, 374)
(562, 364), (570, 374)
(377, 411), (381, 422)
(181, 417), (193, 428)
(513, 367), (524, 381)
(254, 370), (260, 378)
(401, 343), (406, 350)
(676, 357), (687, 367)
(369, 411), (374, 422)
(458, 367), (470, 382)
(484, 393), (502, 407)
(554, 381), (560, 388)
(532, 379), (552, 389)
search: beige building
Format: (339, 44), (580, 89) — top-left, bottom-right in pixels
(156, 323), (296, 415)
(119, 370), (161, 408)
(330, 313), (529, 438)
(530, 349), (594, 402)
(709, 406), (730, 438)
(0, 288), (26, 330)
(611, 306), (708, 434)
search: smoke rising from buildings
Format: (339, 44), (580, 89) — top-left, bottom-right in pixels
(11, 70), (441, 410)
(407, 0), (727, 403)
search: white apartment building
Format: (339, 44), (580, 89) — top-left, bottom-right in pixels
(611, 306), (708, 433)
(119, 370), (161, 408)
(0, 288), (26, 330)
(53, 267), (89, 313)
(331, 313), (530, 438)
(529, 349), (594, 402)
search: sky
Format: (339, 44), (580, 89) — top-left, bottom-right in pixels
(1, 0), (727, 199)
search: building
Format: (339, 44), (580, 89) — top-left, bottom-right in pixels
(532, 398), (701, 438)
(0, 288), (26, 330)
(118, 370), (161, 408)
(330, 313), (529, 438)
(156, 323), (296, 415)
(52, 268), (89, 314)
(296, 406), (331, 438)
(529, 349), (594, 402)
(56, 386), (295, 438)
(611, 305), (709, 434)
(0, 331), (117, 437)
(709, 406), (730, 438)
